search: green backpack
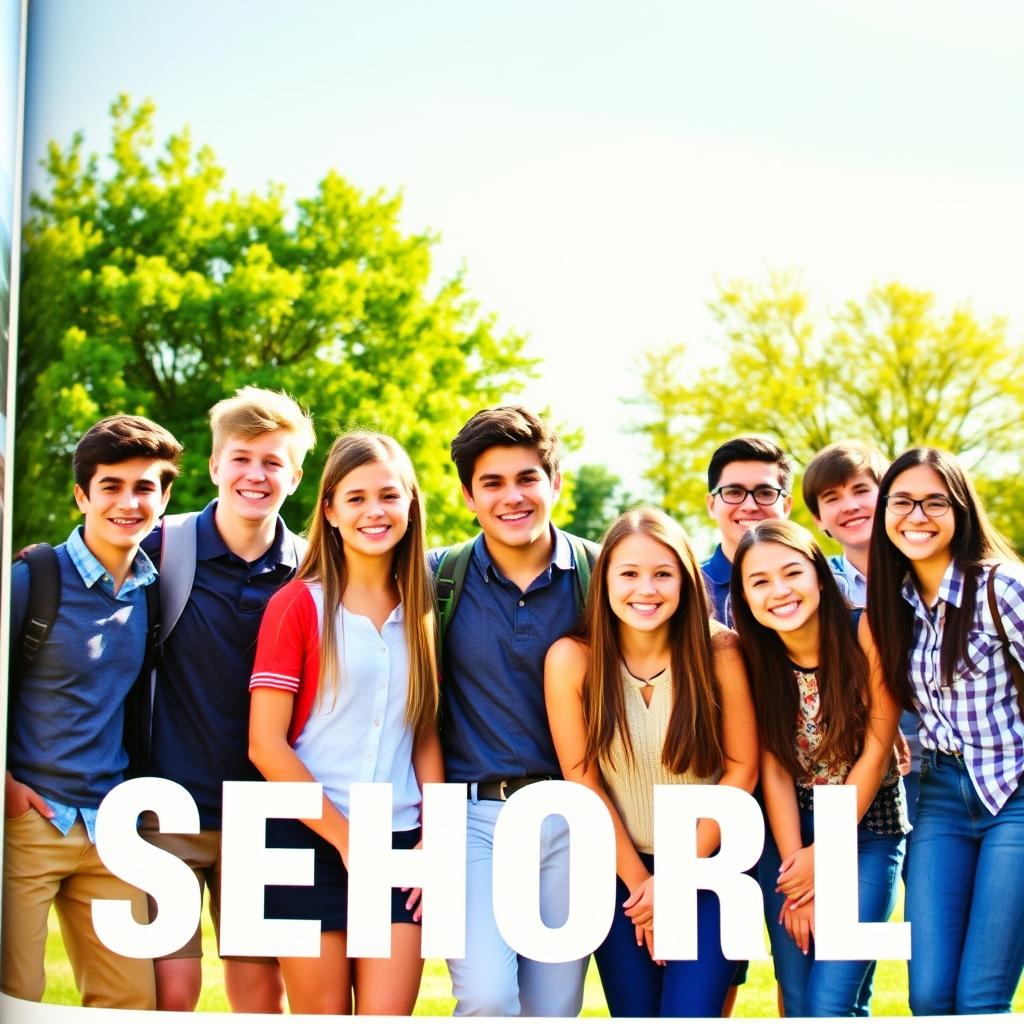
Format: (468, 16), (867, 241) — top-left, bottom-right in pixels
(433, 533), (599, 642)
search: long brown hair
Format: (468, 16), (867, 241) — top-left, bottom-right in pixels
(299, 431), (438, 738)
(730, 520), (868, 779)
(866, 447), (1020, 709)
(580, 507), (724, 778)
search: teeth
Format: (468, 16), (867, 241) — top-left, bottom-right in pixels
(631, 603), (659, 613)
(902, 531), (934, 542)
(498, 511), (529, 521)
(239, 490), (267, 499)
(111, 519), (141, 525)
(770, 601), (800, 616)
(360, 526), (389, 535)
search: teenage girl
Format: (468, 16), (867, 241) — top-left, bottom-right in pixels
(248, 432), (442, 1015)
(730, 519), (907, 1018)
(866, 447), (1024, 1015)
(544, 507), (758, 1017)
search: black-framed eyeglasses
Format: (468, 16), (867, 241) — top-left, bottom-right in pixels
(883, 495), (953, 518)
(710, 484), (788, 506)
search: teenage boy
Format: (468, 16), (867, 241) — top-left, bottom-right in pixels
(139, 386), (314, 1013)
(3, 415), (182, 1008)
(702, 436), (793, 626)
(802, 440), (886, 607)
(433, 406), (590, 1017)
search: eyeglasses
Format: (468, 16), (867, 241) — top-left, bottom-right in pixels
(883, 495), (953, 518)
(710, 485), (787, 506)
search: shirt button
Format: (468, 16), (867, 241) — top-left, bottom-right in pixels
(518, 599), (525, 607)
(374, 720), (380, 727)
(379, 646), (386, 654)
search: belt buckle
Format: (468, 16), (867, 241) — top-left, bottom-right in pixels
(498, 779), (509, 801)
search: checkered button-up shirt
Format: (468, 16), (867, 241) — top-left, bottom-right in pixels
(903, 560), (1024, 814)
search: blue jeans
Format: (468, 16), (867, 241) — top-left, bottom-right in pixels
(905, 750), (1024, 1014)
(762, 807), (904, 1017)
(594, 852), (737, 1017)
(446, 797), (587, 1017)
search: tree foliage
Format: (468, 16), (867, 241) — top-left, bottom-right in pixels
(563, 463), (629, 541)
(632, 274), (1024, 548)
(16, 96), (534, 548)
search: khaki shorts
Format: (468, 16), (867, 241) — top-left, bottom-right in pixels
(138, 811), (275, 964)
(2, 808), (155, 1007)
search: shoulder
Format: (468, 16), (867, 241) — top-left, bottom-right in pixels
(544, 635), (589, 689)
(984, 562), (1024, 620)
(141, 521), (163, 562)
(710, 623), (745, 672)
(264, 578), (317, 621)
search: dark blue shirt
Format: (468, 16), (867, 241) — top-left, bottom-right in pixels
(431, 527), (585, 783)
(701, 543), (733, 626)
(143, 501), (302, 828)
(8, 528), (154, 810)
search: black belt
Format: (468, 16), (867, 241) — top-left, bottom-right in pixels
(471, 775), (553, 801)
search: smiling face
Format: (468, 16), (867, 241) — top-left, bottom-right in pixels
(740, 540), (821, 637)
(883, 463), (956, 575)
(812, 470), (879, 553)
(706, 460), (792, 559)
(606, 532), (682, 634)
(462, 445), (561, 554)
(75, 457), (171, 566)
(209, 430), (303, 525)
(325, 457), (412, 560)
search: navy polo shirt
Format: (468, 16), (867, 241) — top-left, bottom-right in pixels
(8, 528), (154, 810)
(701, 543), (733, 626)
(432, 527), (584, 783)
(143, 501), (302, 828)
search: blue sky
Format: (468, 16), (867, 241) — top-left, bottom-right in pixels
(20, 0), (1024, 492)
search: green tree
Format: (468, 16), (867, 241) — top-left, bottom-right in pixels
(563, 463), (628, 541)
(16, 96), (534, 548)
(632, 274), (1024, 548)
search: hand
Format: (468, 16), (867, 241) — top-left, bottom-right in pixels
(895, 729), (911, 776)
(402, 838), (425, 922)
(638, 925), (666, 967)
(780, 896), (815, 955)
(776, 844), (814, 907)
(5, 772), (53, 819)
(623, 875), (655, 930)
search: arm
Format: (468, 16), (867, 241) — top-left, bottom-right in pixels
(545, 639), (651, 893)
(249, 687), (352, 865)
(694, 629), (760, 858)
(777, 618), (901, 903)
(544, 638), (655, 936)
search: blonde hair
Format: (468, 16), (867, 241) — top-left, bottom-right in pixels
(300, 431), (439, 738)
(209, 386), (316, 468)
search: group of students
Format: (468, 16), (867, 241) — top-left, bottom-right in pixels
(2, 390), (1023, 1018)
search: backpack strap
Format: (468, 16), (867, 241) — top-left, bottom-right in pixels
(985, 564), (1024, 719)
(124, 580), (161, 776)
(158, 512), (200, 643)
(10, 544), (61, 691)
(567, 533), (600, 609)
(433, 538), (476, 643)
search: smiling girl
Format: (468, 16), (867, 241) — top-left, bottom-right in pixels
(730, 520), (907, 1018)
(544, 507), (758, 1017)
(866, 447), (1024, 1015)
(247, 432), (442, 1015)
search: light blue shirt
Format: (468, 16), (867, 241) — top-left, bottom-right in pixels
(828, 553), (868, 607)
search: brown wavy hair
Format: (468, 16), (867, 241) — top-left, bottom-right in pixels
(730, 520), (868, 779)
(579, 506), (724, 778)
(299, 431), (438, 738)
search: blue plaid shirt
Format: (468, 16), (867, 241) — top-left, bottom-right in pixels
(903, 560), (1024, 814)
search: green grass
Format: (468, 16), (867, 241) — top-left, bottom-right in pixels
(39, 890), (1024, 1015)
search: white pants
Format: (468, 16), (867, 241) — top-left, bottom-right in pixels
(446, 794), (588, 1016)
